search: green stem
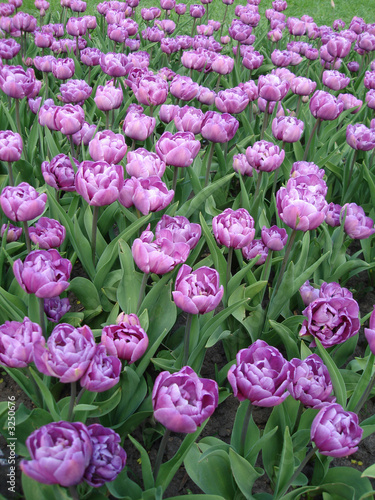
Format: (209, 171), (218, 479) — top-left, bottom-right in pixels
(204, 142), (215, 187)
(154, 428), (171, 480)
(220, 5), (228, 37)
(303, 118), (320, 161)
(259, 250), (273, 305)
(260, 103), (269, 140)
(15, 99), (21, 136)
(273, 229), (297, 295)
(137, 272), (149, 312)
(39, 297), (46, 339)
(277, 446), (318, 498)
(183, 313), (193, 366)
(67, 381), (77, 422)
(23, 221), (32, 253)
(235, 40), (241, 66)
(191, 18), (197, 37)
(347, 150), (358, 192)
(215, 74), (221, 93)
(225, 246), (234, 305)
(296, 95), (302, 118)
(7, 161), (14, 186)
(69, 135), (75, 158)
(105, 110), (109, 129)
(354, 371), (375, 414)
(240, 402), (253, 456)
(254, 170), (263, 201)
(272, 167), (279, 199)
(172, 166), (179, 193)
(75, 387), (86, 407)
(68, 485), (79, 500)
(91, 205), (99, 265)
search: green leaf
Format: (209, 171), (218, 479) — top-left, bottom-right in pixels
(111, 368), (146, 424)
(268, 320), (300, 359)
(22, 476), (71, 500)
(324, 467), (373, 499)
(107, 468), (143, 500)
(315, 339), (347, 407)
(166, 496), (226, 500)
(362, 464), (375, 479)
(117, 240), (143, 314)
(347, 353), (374, 411)
(89, 387), (122, 419)
(128, 435), (154, 491)
(2, 367), (40, 406)
(68, 277), (101, 311)
(199, 213), (227, 287)
(28, 367), (60, 421)
(274, 427), (295, 499)
(229, 447), (263, 500)
(0, 286), (27, 321)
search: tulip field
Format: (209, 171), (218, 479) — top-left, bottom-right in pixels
(2, 0), (375, 498)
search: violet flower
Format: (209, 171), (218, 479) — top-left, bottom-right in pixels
(126, 148), (166, 178)
(44, 296), (71, 323)
(101, 315), (148, 363)
(29, 217), (66, 249)
(0, 317), (43, 368)
(213, 208), (255, 249)
(41, 153), (78, 191)
(155, 131), (201, 168)
(80, 344), (121, 392)
(89, 130), (127, 164)
(0, 182), (47, 222)
(119, 176), (174, 215)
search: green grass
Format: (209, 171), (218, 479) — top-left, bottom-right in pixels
(20, 0), (375, 27)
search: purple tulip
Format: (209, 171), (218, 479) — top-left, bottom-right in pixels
(89, 130), (127, 164)
(51, 57), (75, 80)
(170, 75), (200, 103)
(1, 223), (22, 242)
(155, 215), (201, 249)
(215, 87), (250, 114)
(155, 131), (201, 168)
(229, 19), (252, 41)
(13, 249), (72, 299)
(44, 296), (71, 323)
(348, 60), (360, 72)
(0, 130), (22, 163)
(123, 110), (155, 141)
(0, 65), (36, 99)
(175, 3), (186, 15)
(126, 148), (166, 178)
(311, 403), (363, 457)
(34, 323), (96, 382)
(119, 176), (174, 215)
(174, 106), (204, 135)
(197, 86), (216, 105)
(337, 93), (362, 114)
(189, 4), (205, 18)
(309, 90), (344, 120)
(0, 317), (43, 368)
(75, 160), (123, 206)
(181, 50), (207, 72)
(159, 104), (179, 124)
(242, 239), (268, 264)
(152, 366), (218, 433)
(58, 79), (92, 105)
(132, 227), (190, 275)
(346, 124), (375, 151)
(100, 52), (131, 77)
(287, 17), (306, 36)
(290, 161), (324, 178)
(299, 280), (320, 306)
(365, 306), (375, 355)
(134, 74), (168, 107)
(242, 50), (264, 71)
(12, 12), (37, 32)
(72, 121), (96, 146)
(0, 182), (47, 222)
(325, 202), (342, 227)
(29, 217), (66, 249)
(201, 111), (239, 143)
(20, 421), (93, 486)
(0, 39), (21, 60)
(38, 101), (59, 131)
(211, 54), (235, 75)
(101, 315), (148, 363)
(55, 104), (85, 136)
(246, 140), (285, 172)
(261, 225), (288, 251)
(66, 16), (87, 37)
(289, 354), (336, 408)
(271, 49), (293, 67)
(272, 116), (304, 143)
(258, 74), (290, 102)
(341, 203), (375, 239)
(41, 154), (78, 191)
(80, 344), (121, 392)
(326, 36), (352, 58)
(81, 47), (102, 67)
(322, 70), (350, 91)
(228, 340), (293, 406)
(232, 154), (253, 177)
(94, 80), (123, 111)
(33, 55), (56, 74)
(213, 208), (255, 249)
(83, 424), (126, 487)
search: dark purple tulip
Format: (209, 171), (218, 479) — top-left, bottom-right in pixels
(309, 90), (344, 120)
(58, 79), (92, 105)
(201, 111), (239, 143)
(94, 80), (123, 111)
(348, 60), (359, 72)
(228, 340), (292, 406)
(261, 225), (288, 251)
(0, 130), (22, 162)
(20, 421), (93, 486)
(246, 140), (285, 172)
(51, 58), (75, 80)
(341, 203), (375, 239)
(75, 160), (123, 206)
(311, 404), (363, 457)
(119, 176), (174, 215)
(0, 4), (15, 15)
(84, 424), (126, 487)
(1, 223), (22, 242)
(172, 265), (223, 315)
(155, 214), (201, 249)
(213, 208), (255, 249)
(44, 296), (70, 323)
(13, 249), (71, 299)
(101, 315), (148, 363)
(126, 148), (166, 178)
(29, 217), (66, 249)
(242, 239), (268, 264)
(153, 366), (218, 433)
(272, 116), (304, 143)
(41, 153), (78, 191)
(363, 71), (375, 90)
(0, 65), (36, 99)
(0, 39), (21, 60)
(80, 344), (121, 392)
(325, 202), (342, 227)
(156, 131), (201, 168)
(289, 354), (335, 408)
(175, 3), (186, 15)
(89, 130), (127, 164)
(1, 182), (47, 222)
(141, 7), (161, 20)
(346, 124), (375, 151)
(0, 317), (43, 368)
(132, 227), (190, 275)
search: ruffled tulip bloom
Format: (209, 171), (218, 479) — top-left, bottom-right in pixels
(175, 3), (186, 15)
(126, 148), (166, 178)
(0, 65), (36, 99)
(309, 90), (344, 120)
(155, 131), (201, 168)
(29, 217), (66, 249)
(20, 421), (93, 486)
(181, 50), (207, 72)
(365, 306), (375, 354)
(72, 121), (96, 146)
(211, 54), (235, 75)
(311, 404), (363, 457)
(75, 161), (123, 206)
(34, 323), (95, 382)
(0, 39), (21, 60)
(131, 228), (190, 275)
(229, 19), (252, 41)
(242, 50), (264, 71)
(80, 345), (121, 392)
(197, 86), (216, 105)
(272, 116), (304, 143)
(160, 104), (179, 124)
(13, 249), (72, 299)
(80, 47), (102, 67)
(38, 101), (59, 131)
(366, 89), (375, 110)
(215, 87), (249, 114)
(261, 225), (288, 251)
(289, 355), (335, 408)
(51, 58), (75, 80)
(242, 239), (268, 264)
(155, 215), (201, 249)
(170, 75), (200, 101)
(55, 104), (85, 136)
(89, 130), (127, 164)
(1, 223), (22, 242)
(341, 203), (375, 239)
(346, 124), (375, 151)
(246, 140), (285, 172)
(228, 340), (292, 406)
(99, 52), (131, 78)
(325, 202), (342, 227)
(12, 12), (37, 32)
(0, 182), (47, 222)
(152, 366), (218, 433)
(0, 317), (43, 368)
(34, 55), (56, 73)
(172, 265), (223, 315)
(84, 424), (126, 487)
(258, 74), (290, 102)
(94, 80), (123, 111)
(66, 16), (87, 37)
(0, 130), (22, 162)
(326, 36), (352, 59)
(271, 49), (293, 67)
(41, 154), (78, 191)
(58, 79), (92, 105)
(322, 70), (350, 91)
(119, 176), (174, 215)
(123, 111), (155, 141)
(174, 106), (204, 135)
(213, 208), (255, 249)
(338, 93), (362, 114)
(101, 316), (148, 363)
(239, 81), (258, 102)
(232, 154), (253, 177)
(134, 74), (168, 107)
(290, 161), (324, 178)
(189, 4), (205, 18)
(44, 296), (70, 323)
(201, 111), (239, 143)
